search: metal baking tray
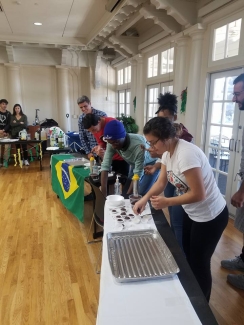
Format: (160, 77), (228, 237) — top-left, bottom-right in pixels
(107, 229), (179, 282)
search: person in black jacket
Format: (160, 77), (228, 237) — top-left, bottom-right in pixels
(0, 99), (11, 167)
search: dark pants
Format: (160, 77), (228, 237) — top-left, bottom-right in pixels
(182, 205), (229, 302)
(16, 143), (28, 160)
(241, 246), (244, 262)
(164, 182), (184, 252)
(111, 159), (129, 177)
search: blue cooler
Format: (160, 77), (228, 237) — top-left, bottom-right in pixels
(66, 132), (82, 152)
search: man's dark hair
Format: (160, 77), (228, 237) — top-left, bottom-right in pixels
(143, 117), (176, 140)
(0, 99), (8, 105)
(82, 113), (101, 129)
(155, 92), (177, 115)
(233, 74), (244, 86)
(77, 95), (90, 105)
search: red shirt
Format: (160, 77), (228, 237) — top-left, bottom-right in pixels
(93, 117), (123, 161)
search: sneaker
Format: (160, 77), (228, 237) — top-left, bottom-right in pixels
(227, 274), (244, 290)
(221, 256), (244, 271)
(24, 160), (29, 166)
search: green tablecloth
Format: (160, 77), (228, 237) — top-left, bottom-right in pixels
(51, 154), (90, 222)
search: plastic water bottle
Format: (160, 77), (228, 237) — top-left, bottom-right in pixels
(114, 175), (122, 195)
(58, 131), (64, 149)
(89, 156), (95, 173)
(132, 174), (139, 196)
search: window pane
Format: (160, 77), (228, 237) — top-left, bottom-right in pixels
(126, 90), (131, 115)
(211, 103), (222, 124)
(148, 55), (158, 78)
(124, 66), (131, 83)
(213, 77), (225, 100)
(119, 91), (125, 103)
(213, 25), (227, 61)
(227, 19), (242, 58)
(217, 173), (227, 195)
(118, 69), (123, 85)
(169, 48), (174, 72)
(223, 102), (235, 125)
(119, 104), (125, 114)
(209, 125), (220, 146)
(225, 76), (237, 100)
(161, 50), (168, 75)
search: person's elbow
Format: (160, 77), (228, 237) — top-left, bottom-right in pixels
(190, 188), (206, 202)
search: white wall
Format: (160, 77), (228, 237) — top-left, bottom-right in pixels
(20, 66), (58, 125)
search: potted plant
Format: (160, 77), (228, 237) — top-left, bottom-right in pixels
(116, 114), (139, 134)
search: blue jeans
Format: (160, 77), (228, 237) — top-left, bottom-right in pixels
(164, 182), (184, 252)
(122, 164), (159, 197)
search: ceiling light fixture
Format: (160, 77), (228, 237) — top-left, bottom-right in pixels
(34, 22), (42, 26)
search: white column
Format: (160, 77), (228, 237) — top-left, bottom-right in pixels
(4, 64), (22, 108)
(173, 37), (189, 123)
(184, 30), (204, 139)
(129, 59), (137, 119)
(134, 54), (145, 134)
(56, 66), (71, 132)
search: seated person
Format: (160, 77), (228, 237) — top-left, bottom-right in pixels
(82, 113), (129, 176)
(100, 120), (159, 196)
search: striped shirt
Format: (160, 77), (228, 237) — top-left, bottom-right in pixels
(78, 107), (107, 154)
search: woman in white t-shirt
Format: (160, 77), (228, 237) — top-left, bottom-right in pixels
(133, 117), (229, 302)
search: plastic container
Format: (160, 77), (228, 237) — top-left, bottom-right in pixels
(114, 175), (122, 195)
(132, 174), (140, 196)
(58, 131), (64, 149)
(89, 156), (95, 173)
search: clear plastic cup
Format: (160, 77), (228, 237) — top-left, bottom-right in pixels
(129, 194), (142, 209)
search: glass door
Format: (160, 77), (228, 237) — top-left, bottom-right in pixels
(205, 69), (244, 216)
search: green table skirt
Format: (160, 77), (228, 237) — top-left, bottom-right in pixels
(51, 154), (90, 222)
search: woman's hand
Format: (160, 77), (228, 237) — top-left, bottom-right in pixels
(144, 165), (157, 175)
(133, 197), (148, 215)
(13, 120), (16, 123)
(20, 122), (24, 124)
(150, 195), (169, 210)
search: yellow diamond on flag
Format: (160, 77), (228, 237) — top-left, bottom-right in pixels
(55, 161), (79, 199)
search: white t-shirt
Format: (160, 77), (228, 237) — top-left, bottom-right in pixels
(161, 139), (226, 222)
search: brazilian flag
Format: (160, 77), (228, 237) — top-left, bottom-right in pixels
(51, 155), (90, 222)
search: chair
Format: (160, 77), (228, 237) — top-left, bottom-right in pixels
(85, 176), (105, 243)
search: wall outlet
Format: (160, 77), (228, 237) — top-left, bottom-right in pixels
(72, 114), (78, 119)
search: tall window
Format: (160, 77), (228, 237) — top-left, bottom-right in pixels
(118, 69), (123, 85)
(118, 90), (131, 116)
(148, 55), (158, 78)
(124, 66), (131, 83)
(146, 83), (173, 121)
(213, 18), (242, 61)
(161, 48), (174, 75)
(117, 66), (131, 85)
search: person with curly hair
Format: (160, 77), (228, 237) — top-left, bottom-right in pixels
(144, 92), (193, 251)
(133, 117), (228, 302)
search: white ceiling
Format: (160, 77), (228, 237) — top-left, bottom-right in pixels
(0, 0), (226, 61)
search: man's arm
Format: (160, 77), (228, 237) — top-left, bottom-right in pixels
(78, 118), (91, 154)
(4, 112), (11, 133)
(232, 129), (244, 207)
(100, 143), (115, 196)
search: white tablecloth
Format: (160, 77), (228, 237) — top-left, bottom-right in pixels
(96, 200), (202, 325)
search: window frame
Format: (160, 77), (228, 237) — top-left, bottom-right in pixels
(146, 82), (173, 122)
(208, 11), (244, 68)
(118, 89), (131, 116)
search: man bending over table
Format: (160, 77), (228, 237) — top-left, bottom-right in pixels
(100, 120), (159, 197)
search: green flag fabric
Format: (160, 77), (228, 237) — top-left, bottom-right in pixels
(51, 154), (90, 222)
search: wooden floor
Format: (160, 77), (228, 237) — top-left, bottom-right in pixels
(0, 155), (244, 325)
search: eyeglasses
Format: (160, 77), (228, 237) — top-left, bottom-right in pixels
(146, 138), (160, 148)
(233, 90), (244, 98)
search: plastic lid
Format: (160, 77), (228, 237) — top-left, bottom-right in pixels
(90, 156), (95, 161)
(132, 174), (139, 181)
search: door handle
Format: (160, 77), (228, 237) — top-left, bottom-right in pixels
(229, 138), (234, 151)
(235, 139), (241, 153)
